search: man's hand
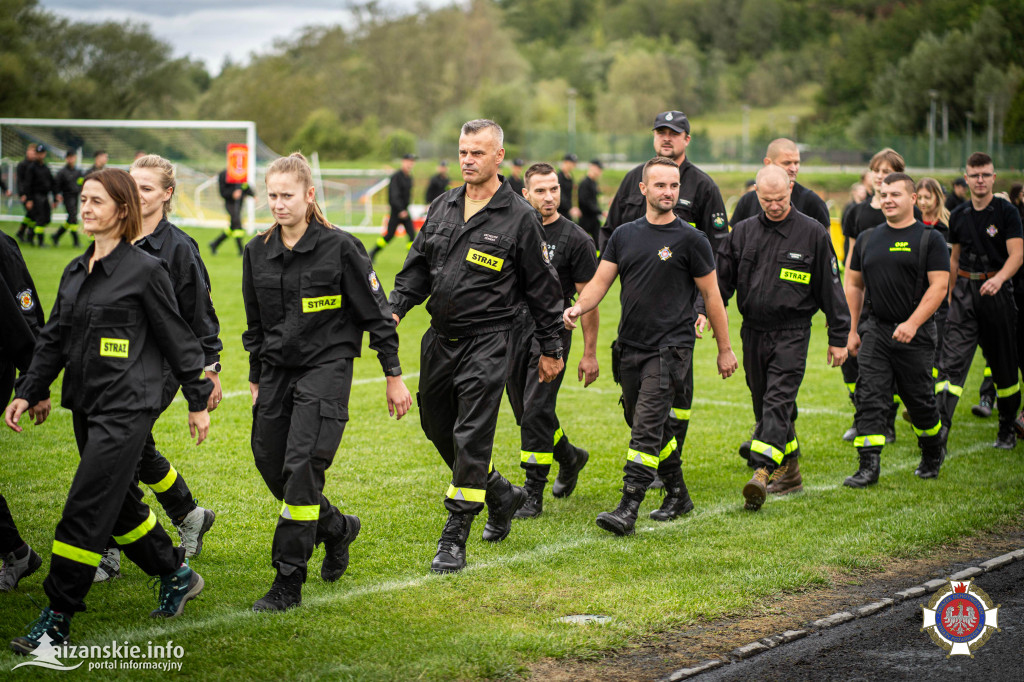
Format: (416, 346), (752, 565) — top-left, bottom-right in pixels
(847, 330), (861, 357)
(399, 210), (409, 219)
(892, 321), (919, 343)
(25, 200), (33, 211)
(827, 345), (848, 367)
(392, 313), (401, 327)
(717, 349), (738, 379)
(249, 382), (259, 405)
(538, 356), (564, 382)
(188, 409), (210, 445)
(206, 370), (223, 411)
(563, 305), (582, 330)
(386, 375), (412, 419)
(4, 399), (30, 432)
(578, 355), (599, 387)
(27, 398), (51, 425)
(694, 314), (708, 339)
(232, 189), (242, 200)
(980, 274), (1006, 296)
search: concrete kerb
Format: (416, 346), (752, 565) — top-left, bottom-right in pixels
(659, 546), (1024, 680)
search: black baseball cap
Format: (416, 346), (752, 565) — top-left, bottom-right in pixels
(953, 177), (968, 187)
(563, 153), (578, 162)
(653, 111), (690, 134)
(402, 153), (417, 160)
(589, 159), (603, 169)
(512, 158), (525, 167)
(34, 144), (45, 153)
(438, 160), (448, 167)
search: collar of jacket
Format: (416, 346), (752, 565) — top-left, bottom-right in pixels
(444, 174), (515, 212)
(757, 209), (795, 236)
(70, 237), (131, 276)
(137, 218), (173, 250)
(265, 218), (324, 259)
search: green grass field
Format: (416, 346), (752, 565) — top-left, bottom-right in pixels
(0, 220), (1020, 681)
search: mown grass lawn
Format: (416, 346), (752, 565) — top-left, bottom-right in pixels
(0, 221), (1017, 681)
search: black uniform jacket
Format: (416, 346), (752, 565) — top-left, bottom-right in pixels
(218, 170), (254, 202)
(389, 177), (564, 353)
(136, 219), (222, 367)
(731, 181), (830, 229)
(578, 176), (602, 226)
(16, 240), (212, 413)
(55, 165), (85, 199)
(242, 219), (401, 384)
(15, 158), (31, 197)
(0, 232), (44, 334)
(601, 157), (728, 252)
(557, 170), (574, 217)
(24, 160), (54, 199)
(425, 173), (449, 204)
(389, 170), (413, 213)
(0, 270), (36, 373)
(718, 208), (851, 347)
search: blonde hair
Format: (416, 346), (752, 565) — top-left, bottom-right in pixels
(916, 177), (950, 226)
(130, 154), (176, 216)
(263, 152), (333, 242)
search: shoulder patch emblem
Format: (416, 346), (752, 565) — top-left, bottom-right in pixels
(831, 256), (839, 275)
(368, 271), (380, 292)
(541, 242), (551, 264)
(17, 289), (34, 312)
(714, 216), (725, 228)
(986, 224), (998, 237)
(658, 246), (673, 261)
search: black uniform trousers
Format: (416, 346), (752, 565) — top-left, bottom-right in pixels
(379, 213), (416, 247)
(0, 495), (25, 554)
(53, 196), (81, 247)
(854, 319), (943, 455)
(210, 199), (246, 254)
(506, 314), (574, 482)
(46, 410), (183, 614)
(742, 326), (807, 469)
(252, 358), (352, 580)
(418, 328), (510, 514)
(614, 344), (691, 488)
(29, 194), (51, 245)
(937, 279), (1020, 426)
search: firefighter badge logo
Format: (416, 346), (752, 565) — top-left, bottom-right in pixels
(986, 224), (998, 237)
(921, 579), (999, 657)
(368, 271), (380, 292)
(541, 242), (551, 264)
(17, 289), (35, 312)
(658, 246), (672, 261)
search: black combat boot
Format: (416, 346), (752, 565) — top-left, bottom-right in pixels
(552, 439), (589, 498)
(431, 511), (473, 574)
(514, 472), (547, 519)
(596, 483), (646, 536)
(482, 472), (527, 542)
(915, 441), (946, 479)
(319, 512), (361, 582)
(843, 451), (880, 488)
(649, 471), (694, 521)
(994, 420), (1016, 450)
(253, 571), (303, 612)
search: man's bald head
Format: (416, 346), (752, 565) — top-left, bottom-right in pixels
(755, 165), (793, 222)
(764, 138), (800, 182)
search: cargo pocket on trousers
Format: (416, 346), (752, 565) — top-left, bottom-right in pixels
(313, 399), (349, 463)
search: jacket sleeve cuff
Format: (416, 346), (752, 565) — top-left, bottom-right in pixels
(184, 377), (213, 412)
(379, 354), (402, 376)
(828, 333), (848, 347)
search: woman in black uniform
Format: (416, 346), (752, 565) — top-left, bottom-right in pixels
(4, 168), (212, 654)
(243, 153), (411, 612)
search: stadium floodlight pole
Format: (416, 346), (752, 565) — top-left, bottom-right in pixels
(0, 117), (258, 229)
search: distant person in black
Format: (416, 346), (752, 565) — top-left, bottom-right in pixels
(557, 153), (578, 221)
(507, 158), (525, 196)
(209, 168), (254, 256)
(371, 153), (417, 262)
(730, 138), (830, 229)
(577, 159), (604, 245)
(565, 157), (738, 536)
(15, 144), (36, 243)
(936, 152), (1024, 449)
(945, 177), (968, 212)
(844, 173), (950, 486)
(83, 150), (108, 179)
(424, 160), (450, 204)
(53, 151), (85, 248)
(24, 145), (54, 247)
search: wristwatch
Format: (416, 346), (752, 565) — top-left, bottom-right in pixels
(541, 347), (563, 360)
(204, 362), (222, 373)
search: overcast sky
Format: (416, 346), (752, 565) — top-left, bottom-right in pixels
(39, 1), (458, 74)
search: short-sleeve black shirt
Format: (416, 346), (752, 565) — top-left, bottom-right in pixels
(603, 216), (715, 350)
(948, 197), (1024, 272)
(544, 215), (598, 307)
(850, 221), (950, 324)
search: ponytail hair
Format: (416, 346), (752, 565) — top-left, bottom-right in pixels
(263, 152), (333, 243)
(130, 154), (176, 216)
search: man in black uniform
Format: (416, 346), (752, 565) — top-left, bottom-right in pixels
(53, 151), (85, 248)
(25, 145), (54, 247)
(946, 177), (968, 212)
(600, 110), (729, 486)
(372, 153), (417, 261)
(389, 120), (565, 573)
(718, 166), (850, 508)
(566, 157), (738, 535)
(844, 173), (951, 486)
(507, 163), (599, 518)
(15, 144), (36, 243)
(577, 159), (604, 246)
(507, 158), (525, 196)
(84, 150), (108, 178)
(557, 153), (577, 221)
(424, 160), (450, 204)
(209, 168), (254, 255)
(936, 153), (1023, 448)
(729, 139), (830, 229)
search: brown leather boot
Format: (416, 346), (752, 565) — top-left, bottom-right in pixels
(742, 467), (772, 511)
(767, 459), (802, 495)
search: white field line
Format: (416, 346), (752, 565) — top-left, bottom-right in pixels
(87, 438), (995, 644)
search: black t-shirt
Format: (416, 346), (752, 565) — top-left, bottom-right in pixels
(843, 200), (923, 241)
(543, 216), (598, 307)
(603, 216), (715, 350)
(948, 197), (1024, 272)
(850, 221), (950, 324)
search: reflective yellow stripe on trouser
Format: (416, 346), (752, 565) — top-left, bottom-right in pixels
(146, 465), (178, 494)
(934, 381), (963, 396)
(659, 437), (677, 460)
(446, 485), (486, 503)
(750, 439), (784, 465)
(113, 509), (158, 545)
(996, 382), (1020, 398)
(854, 434), (887, 447)
(670, 408), (691, 420)
(845, 382), (856, 394)
(52, 540), (102, 566)
(627, 449), (659, 469)
(913, 421), (942, 437)
(521, 450), (554, 465)
(785, 438), (798, 455)
(376, 236), (388, 248)
(280, 502), (319, 521)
